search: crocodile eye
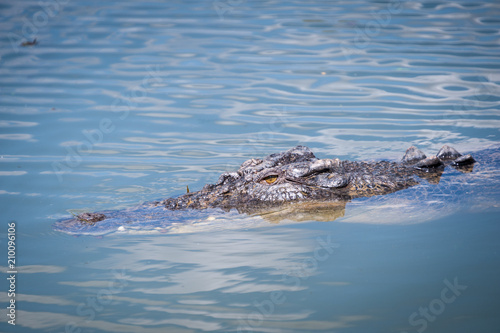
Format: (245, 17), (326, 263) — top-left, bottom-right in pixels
(263, 175), (278, 184)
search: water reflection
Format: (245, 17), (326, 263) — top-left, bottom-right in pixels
(32, 209), (500, 333)
(68, 228), (338, 332)
(4, 229), (344, 332)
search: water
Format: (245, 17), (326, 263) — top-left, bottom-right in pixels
(1, 0), (500, 332)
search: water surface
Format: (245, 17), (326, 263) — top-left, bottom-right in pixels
(1, 0), (500, 332)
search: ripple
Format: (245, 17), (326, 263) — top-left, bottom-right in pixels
(0, 171), (27, 176)
(16, 265), (66, 274)
(0, 133), (35, 141)
(0, 120), (38, 127)
(442, 85), (469, 91)
(0, 190), (20, 195)
(181, 83), (225, 89)
(139, 112), (191, 118)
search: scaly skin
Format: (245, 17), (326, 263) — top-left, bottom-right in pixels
(73, 144), (474, 224)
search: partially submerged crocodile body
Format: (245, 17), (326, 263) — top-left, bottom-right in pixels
(161, 145), (474, 212)
(55, 145), (476, 234)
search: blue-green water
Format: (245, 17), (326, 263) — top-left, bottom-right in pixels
(1, 0), (500, 332)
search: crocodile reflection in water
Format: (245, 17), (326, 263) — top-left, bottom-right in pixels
(55, 145), (475, 233)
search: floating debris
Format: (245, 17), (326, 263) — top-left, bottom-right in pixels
(21, 38), (38, 47)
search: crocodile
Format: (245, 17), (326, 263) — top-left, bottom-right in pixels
(160, 145), (474, 213)
(54, 145), (476, 235)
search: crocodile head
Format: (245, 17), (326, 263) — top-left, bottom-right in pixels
(162, 145), (410, 212)
(225, 145), (349, 202)
(162, 144), (476, 213)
